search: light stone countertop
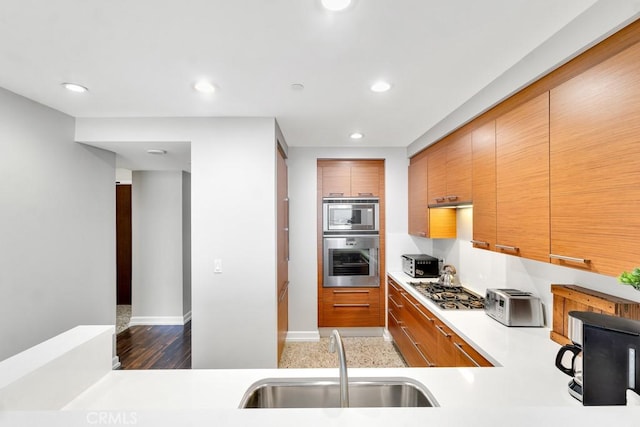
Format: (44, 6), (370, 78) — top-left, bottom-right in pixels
(56, 272), (640, 426)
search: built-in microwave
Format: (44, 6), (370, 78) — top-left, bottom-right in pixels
(322, 198), (379, 234)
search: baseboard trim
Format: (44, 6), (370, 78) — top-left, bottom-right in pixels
(183, 310), (192, 323)
(318, 327), (384, 337)
(129, 316), (186, 326)
(285, 331), (321, 342)
(112, 356), (121, 370)
(382, 328), (393, 342)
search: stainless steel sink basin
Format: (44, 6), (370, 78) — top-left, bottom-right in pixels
(239, 377), (439, 408)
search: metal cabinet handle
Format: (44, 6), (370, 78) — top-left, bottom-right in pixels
(358, 192), (374, 196)
(549, 254), (590, 264)
(446, 195), (458, 201)
(388, 295), (403, 309)
(454, 342), (480, 367)
(333, 289), (370, 294)
(284, 197), (290, 261)
(471, 240), (489, 247)
(405, 297), (433, 322)
(435, 324), (451, 338)
(388, 309), (401, 325)
(329, 192), (344, 197)
(414, 342), (436, 367)
(333, 304), (370, 308)
(278, 281), (290, 302)
(388, 280), (401, 293)
(400, 326), (435, 367)
(435, 197), (446, 203)
(495, 244), (519, 252)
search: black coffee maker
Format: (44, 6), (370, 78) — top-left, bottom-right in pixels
(557, 311), (640, 406)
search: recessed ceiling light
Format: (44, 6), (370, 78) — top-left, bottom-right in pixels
(146, 149), (167, 155)
(62, 82), (88, 93)
(194, 80), (216, 93)
(321, 0), (351, 11)
(370, 81), (391, 93)
(350, 132), (364, 140)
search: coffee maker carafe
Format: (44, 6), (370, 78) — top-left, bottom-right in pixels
(556, 311), (640, 406)
(555, 314), (583, 401)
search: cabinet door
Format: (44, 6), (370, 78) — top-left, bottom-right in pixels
(445, 133), (472, 203)
(427, 143), (447, 205)
(549, 42), (640, 276)
(496, 93), (550, 262)
(322, 166), (351, 197)
(471, 121), (497, 250)
(408, 154), (429, 237)
(350, 166), (380, 197)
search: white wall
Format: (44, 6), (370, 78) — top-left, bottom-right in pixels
(76, 117), (280, 368)
(0, 87), (116, 361)
(286, 147), (428, 336)
(431, 208), (640, 326)
(131, 171), (187, 323)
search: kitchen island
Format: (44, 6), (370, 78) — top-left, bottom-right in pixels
(3, 274), (640, 426)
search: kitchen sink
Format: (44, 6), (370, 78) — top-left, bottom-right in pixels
(239, 377), (439, 408)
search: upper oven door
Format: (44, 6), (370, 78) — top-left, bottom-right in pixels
(323, 198), (379, 234)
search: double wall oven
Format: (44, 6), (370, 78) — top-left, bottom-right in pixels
(322, 198), (380, 288)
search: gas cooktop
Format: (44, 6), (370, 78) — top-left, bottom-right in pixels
(407, 281), (485, 310)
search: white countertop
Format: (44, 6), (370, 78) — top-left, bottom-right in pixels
(54, 272), (640, 426)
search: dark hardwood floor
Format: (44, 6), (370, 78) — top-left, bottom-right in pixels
(116, 322), (191, 369)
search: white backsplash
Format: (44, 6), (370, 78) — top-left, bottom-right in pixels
(430, 207), (640, 326)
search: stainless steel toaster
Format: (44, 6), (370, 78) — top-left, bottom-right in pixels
(485, 288), (544, 327)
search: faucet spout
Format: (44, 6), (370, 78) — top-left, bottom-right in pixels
(329, 329), (349, 408)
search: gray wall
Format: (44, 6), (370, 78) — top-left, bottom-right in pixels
(131, 171), (188, 322)
(75, 117), (281, 368)
(0, 87), (115, 361)
(182, 171), (192, 317)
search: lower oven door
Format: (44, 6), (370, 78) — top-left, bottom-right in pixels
(323, 235), (379, 287)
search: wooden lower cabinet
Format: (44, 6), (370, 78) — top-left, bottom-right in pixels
(321, 288), (381, 327)
(388, 276), (492, 368)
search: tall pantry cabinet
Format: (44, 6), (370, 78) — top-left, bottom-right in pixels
(276, 144), (289, 363)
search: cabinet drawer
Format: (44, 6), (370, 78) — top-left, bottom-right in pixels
(401, 292), (437, 366)
(323, 288), (379, 304)
(323, 288), (380, 327)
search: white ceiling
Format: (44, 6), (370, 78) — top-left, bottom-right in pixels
(0, 0), (624, 170)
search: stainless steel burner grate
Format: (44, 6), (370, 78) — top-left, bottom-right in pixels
(408, 282), (485, 310)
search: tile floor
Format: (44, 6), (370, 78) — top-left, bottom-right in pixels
(279, 336), (407, 369)
(116, 305), (131, 334)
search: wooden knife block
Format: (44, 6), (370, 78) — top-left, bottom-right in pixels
(550, 284), (640, 345)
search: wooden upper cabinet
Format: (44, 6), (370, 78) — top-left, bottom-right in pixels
(471, 121), (496, 250)
(321, 162), (380, 197)
(427, 143), (447, 205)
(549, 41), (640, 276)
(496, 92), (550, 263)
(445, 133), (472, 203)
(322, 166), (351, 197)
(426, 135), (472, 205)
(408, 153), (428, 237)
(350, 165), (380, 197)
(409, 152), (456, 239)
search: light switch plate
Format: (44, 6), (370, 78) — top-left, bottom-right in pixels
(214, 259), (222, 273)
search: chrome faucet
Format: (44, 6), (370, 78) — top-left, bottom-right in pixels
(329, 329), (349, 408)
